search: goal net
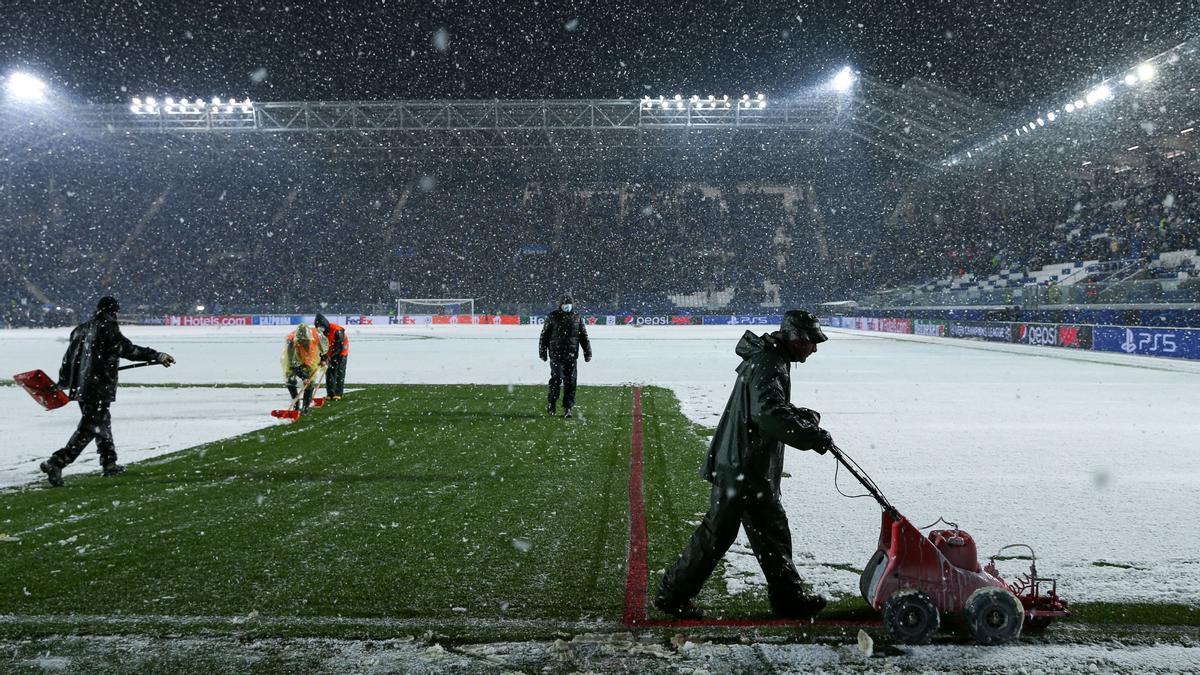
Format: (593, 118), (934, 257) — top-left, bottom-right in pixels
(396, 298), (476, 318)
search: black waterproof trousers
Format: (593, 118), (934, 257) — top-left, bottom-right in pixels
(326, 356), (347, 397)
(658, 484), (806, 609)
(51, 400), (117, 468)
(547, 358), (578, 410)
(286, 377), (315, 410)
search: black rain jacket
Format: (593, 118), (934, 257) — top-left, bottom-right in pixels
(538, 310), (592, 362)
(59, 310), (160, 403)
(701, 330), (825, 500)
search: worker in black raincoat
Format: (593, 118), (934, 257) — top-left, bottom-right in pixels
(654, 310), (833, 620)
(538, 294), (592, 418)
(39, 296), (175, 487)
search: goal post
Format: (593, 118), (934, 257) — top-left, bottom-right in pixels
(396, 298), (476, 317)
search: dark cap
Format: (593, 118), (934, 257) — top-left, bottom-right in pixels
(314, 313), (329, 329)
(96, 296), (120, 314)
(559, 294), (574, 306)
(780, 310), (828, 343)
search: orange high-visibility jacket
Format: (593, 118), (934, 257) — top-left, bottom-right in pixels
(324, 322), (349, 358)
(281, 325), (329, 379)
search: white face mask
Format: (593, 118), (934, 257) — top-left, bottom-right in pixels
(562, 304), (573, 313)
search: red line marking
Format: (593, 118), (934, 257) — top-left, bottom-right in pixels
(622, 387), (650, 626)
(639, 618), (876, 628)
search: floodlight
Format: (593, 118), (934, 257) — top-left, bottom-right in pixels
(1137, 63), (1155, 81)
(196, 305), (206, 312)
(212, 97), (221, 105)
(146, 96), (156, 106)
(674, 94), (682, 100)
(756, 92), (765, 100)
(132, 97), (142, 105)
(1085, 85), (1111, 104)
(5, 71), (47, 102)
(1046, 111), (1056, 122)
(1124, 73), (1138, 86)
(1064, 103), (1075, 113)
(831, 66), (855, 92)
(1073, 99), (1085, 109)
(1036, 118), (1045, 126)
(741, 94), (749, 101)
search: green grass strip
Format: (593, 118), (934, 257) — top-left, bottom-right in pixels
(0, 382), (1195, 645)
(0, 385), (641, 629)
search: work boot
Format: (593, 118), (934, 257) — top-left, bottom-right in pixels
(40, 460), (64, 488)
(101, 462), (126, 477)
(563, 407), (574, 419)
(653, 594), (705, 620)
(771, 592), (827, 619)
(547, 402), (556, 416)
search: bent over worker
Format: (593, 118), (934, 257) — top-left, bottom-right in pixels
(281, 322), (328, 414)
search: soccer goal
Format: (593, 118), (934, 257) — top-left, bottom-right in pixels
(396, 298), (476, 317)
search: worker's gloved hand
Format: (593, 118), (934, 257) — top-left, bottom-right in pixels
(584, 354), (592, 362)
(539, 351), (548, 362)
(813, 429), (834, 455)
(156, 353), (176, 367)
(291, 365), (311, 380)
(794, 406), (821, 425)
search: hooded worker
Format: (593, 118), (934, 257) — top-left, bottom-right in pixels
(653, 310), (833, 620)
(314, 313), (349, 400)
(39, 295), (175, 487)
(281, 322), (329, 414)
(537, 293), (592, 418)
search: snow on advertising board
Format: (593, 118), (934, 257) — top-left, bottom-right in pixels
(879, 318), (912, 334)
(1015, 323), (1093, 349)
(700, 315), (785, 325)
(913, 320), (948, 337)
(1093, 325), (1200, 359)
(948, 321), (1013, 342)
(165, 315), (253, 326)
(253, 315), (303, 326)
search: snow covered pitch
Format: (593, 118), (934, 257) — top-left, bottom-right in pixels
(3, 323), (1198, 608)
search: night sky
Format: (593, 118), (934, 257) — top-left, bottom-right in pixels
(2, 0), (1196, 108)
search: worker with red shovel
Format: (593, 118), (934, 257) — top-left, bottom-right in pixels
(38, 296), (175, 488)
(281, 322), (328, 416)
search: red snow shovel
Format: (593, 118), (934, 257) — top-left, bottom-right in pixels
(14, 362), (162, 411)
(270, 366), (325, 421)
